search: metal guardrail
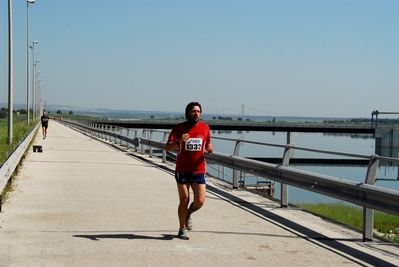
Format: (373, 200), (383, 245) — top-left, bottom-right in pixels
(90, 118), (386, 133)
(62, 119), (399, 242)
(0, 123), (40, 210)
(63, 119), (140, 149)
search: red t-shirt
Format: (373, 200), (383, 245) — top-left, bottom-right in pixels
(168, 121), (211, 174)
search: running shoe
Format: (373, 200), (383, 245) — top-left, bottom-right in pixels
(177, 228), (189, 240)
(185, 215), (192, 230)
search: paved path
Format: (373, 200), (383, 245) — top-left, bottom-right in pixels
(1, 121), (399, 267)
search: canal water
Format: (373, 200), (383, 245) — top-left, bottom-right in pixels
(129, 128), (398, 205)
(208, 130), (399, 205)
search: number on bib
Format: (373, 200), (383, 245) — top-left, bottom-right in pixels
(185, 138), (203, 151)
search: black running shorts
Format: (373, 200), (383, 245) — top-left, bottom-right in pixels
(175, 173), (206, 184)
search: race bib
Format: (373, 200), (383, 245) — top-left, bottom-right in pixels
(185, 138), (203, 151)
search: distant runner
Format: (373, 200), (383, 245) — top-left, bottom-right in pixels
(41, 111), (50, 139)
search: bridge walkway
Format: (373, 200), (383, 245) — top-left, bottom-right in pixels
(0, 121), (398, 267)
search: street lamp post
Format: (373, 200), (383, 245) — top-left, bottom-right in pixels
(36, 77), (42, 119)
(33, 62), (40, 121)
(38, 81), (43, 116)
(8, 0), (13, 144)
(31, 40), (38, 120)
(26, 0), (35, 125)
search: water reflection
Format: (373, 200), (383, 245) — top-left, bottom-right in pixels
(209, 130), (399, 204)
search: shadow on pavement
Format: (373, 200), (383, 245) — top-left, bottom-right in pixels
(73, 233), (175, 241)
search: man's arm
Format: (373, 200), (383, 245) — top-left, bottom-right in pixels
(165, 139), (180, 151)
(165, 133), (190, 151)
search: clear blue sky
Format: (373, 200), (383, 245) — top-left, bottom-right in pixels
(1, 0), (398, 118)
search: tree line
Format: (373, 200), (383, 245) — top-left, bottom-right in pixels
(0, 108), (74, 119)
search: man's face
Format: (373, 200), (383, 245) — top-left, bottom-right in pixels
(188, 106), (201, 124)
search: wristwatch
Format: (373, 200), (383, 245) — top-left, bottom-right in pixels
(176, 140), (180, 145)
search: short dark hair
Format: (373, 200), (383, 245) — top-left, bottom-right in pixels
(185, 102), (202, 120)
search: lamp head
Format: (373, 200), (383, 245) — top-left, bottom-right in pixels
(33, 40), (39, 44)
(27, 0), (35, 3)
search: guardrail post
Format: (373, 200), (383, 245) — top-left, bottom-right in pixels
(281, 132), (295, 208)
(114, 126), (118, 143)
(119, 127), (123, 146)
(232, 140), (242, 189)
(104, 125), (108, 140)
(133, 130), (138, 152)
(149, 131), (154, 158)
(280, 145), (292, 208)
(162, 132), (169, 162)
(126, 129), (130, 149)
(363, 154), (379, 242)
(105, 125), (109, 141)
(141, 130), (147, 155)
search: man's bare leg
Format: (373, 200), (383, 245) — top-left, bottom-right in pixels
(186, 183), (206, 230)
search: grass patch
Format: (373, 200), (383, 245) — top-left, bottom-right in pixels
(0, 115), (36, 201)
(0, 116), (37, 163)
(0, 178), (16, 207)
(296, 202), (399, 242)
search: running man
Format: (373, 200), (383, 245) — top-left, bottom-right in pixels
(165, 102), (214, 240)
(41, 111), (49, 139)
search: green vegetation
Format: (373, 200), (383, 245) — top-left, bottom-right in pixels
(296, 202), (399, 243)
(0, 176), (15, 206)
(0, 115), (37, 164)
(0, 114), (37, 205)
